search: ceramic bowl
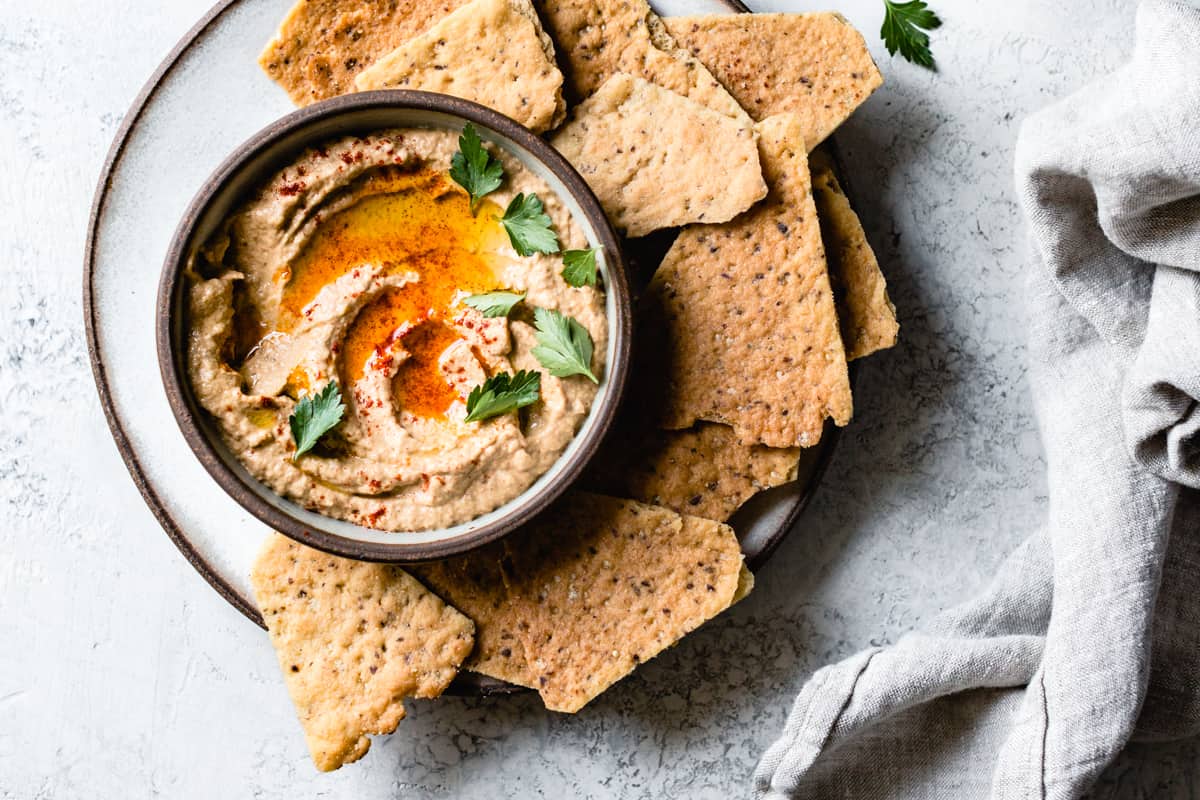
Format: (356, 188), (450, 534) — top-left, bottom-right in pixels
(157, 91), (632, 562)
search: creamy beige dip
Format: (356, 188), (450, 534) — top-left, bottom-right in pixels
(186, 128), (606, 531)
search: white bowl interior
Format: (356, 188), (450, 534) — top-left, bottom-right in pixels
(172, 105), (621, 547)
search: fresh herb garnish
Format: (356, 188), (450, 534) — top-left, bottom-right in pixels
(561, 247), (601, 288)
(288, 382), (345, 461)
(499, 193), (560, 257)
(464, 370), (542, 423)
(532, 307), (598, 383)
(449, 123), (504, 212)
(462, 290), (526, 318)
(881, 0), (942, 69)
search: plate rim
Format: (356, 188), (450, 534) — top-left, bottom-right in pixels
(83, 0), (842, 636)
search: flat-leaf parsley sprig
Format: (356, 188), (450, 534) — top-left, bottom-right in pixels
(461, 291), (526, 318)
(289, 382), (345, 460)
(881, 0), (942, 69)
(450, 123), (504, 212)
(561, 247), (601, 288)
(531, 307), (598, 384)
(500, 193), (560, 256)
(464, 370), (542, 423)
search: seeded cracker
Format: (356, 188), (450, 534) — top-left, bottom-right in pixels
(810, 147), (899, 360)
(533, 0), (749, 121)
(259, 0), (469, 105)
(354, 0), (567, 133)
(648, 113), (853, 448)
(503, 493), (744, 713)
(664, 12), (883, 150)
(589, 418), (801, 523)
(550, 73), (766, 237)
(409, 546), (538, 688)
(250, 534), (475, 771)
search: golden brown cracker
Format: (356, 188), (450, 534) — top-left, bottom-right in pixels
(648, 113), (853, 447)
(250, 533), (475, 771)
(534, 0), (749, 121)
(588, 419), (801, 523)
(810, 147), (899, 360)
(259, 0), (469, 105)
(354, 0), (566, 133)
(664, 12), (883, 149)
(550, 73), (766, 237)
(502, 493), (744, 712)
(409, 546), (538, 688)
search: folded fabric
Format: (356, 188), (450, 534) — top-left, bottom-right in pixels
(754, 1), (1200, 797)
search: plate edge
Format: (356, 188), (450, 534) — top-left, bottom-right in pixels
(83, 0), (267, 627)
(80, 0), (839, 637)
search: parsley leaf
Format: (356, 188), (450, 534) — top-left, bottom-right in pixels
(289, 382), (345, 461)
(532, 307), (598, 383)
(464, 370), (542, 423)
(461, 291), (526, 318)
(561, 247), (601, 288)
(500, 193), (560, 256)
(449, 123), (503, 212)
(881, 0), (942, 69)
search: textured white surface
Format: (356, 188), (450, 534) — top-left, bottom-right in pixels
(1, 0), (1196, 797)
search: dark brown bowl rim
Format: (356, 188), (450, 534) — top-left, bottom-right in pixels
(155, 90), (633, 563)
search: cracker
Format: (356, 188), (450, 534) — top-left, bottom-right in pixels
(664, 12), (883, 150)
(589, 419), (801, 523)
(409, 546), (538, 688)
(502, 492), (744, 712)
(810, 147), (899, 360)
(250, 533), (475, 771)
(647, 113), (853, 447)
(259, 0), (469, 105)
(533, 0), (749, 121)
(354, 0), (566, 133)
(732, 563), (755, 606)
(550, 73), (766, 237)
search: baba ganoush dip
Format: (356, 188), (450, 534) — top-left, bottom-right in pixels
(186, 128), (606, 531)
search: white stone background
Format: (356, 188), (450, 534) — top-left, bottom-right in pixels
(2, 0), (1197, 796)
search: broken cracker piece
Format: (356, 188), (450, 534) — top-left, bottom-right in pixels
(409, 545), (538, 688)
(550, 73), (766, 237)
(354, 0), (566, 133)
(810, 147), (899, 360)
(647, 112), (853, 448)
(665, 12), (883, 150)
(502, 492), (744, 713)
(250, 533), (475, 771)
(259, 0), (469, 105)
(534, 0), (749, 121)
(588, 418), (801, 523)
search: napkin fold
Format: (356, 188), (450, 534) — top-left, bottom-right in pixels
(754, 1), (1200, 797)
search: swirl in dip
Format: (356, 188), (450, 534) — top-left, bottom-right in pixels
(185, 129), (607, 531)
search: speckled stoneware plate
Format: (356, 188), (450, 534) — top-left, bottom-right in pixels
(84, 0), (845, 695)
